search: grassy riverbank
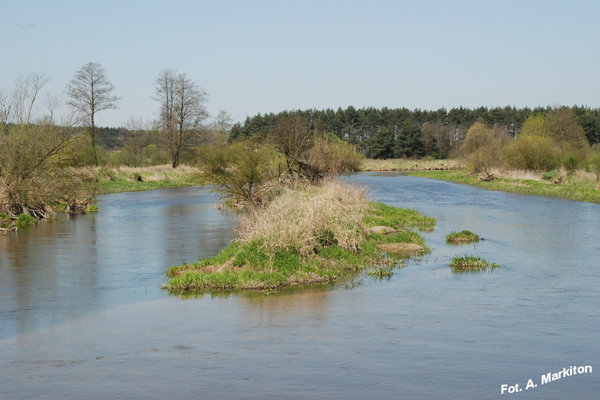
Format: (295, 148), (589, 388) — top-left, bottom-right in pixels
(164, 180), (435, 292)
(408, 169), (600, 204)
(83, 165), (205, 195)
(361, 158), (461, 172)
(362, 157), (600, 204)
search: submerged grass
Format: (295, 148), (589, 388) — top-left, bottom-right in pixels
(409, 169), (600, 204)
(450, 255), (501, 273)
(446, 230), (480, 244)
(164, 179), (435, 293)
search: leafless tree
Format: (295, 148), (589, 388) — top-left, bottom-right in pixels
(45, 93), (62, 123)
(66, 62), (119, 165)
(0, 89), (13, 134)
(1, 73), (49, 128)
(214, 109), (233, 133)
(155, 70), (208, 168)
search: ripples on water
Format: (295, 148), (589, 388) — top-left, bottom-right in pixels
(1, 176), (599, 399)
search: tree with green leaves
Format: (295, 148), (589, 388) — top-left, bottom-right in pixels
(461, 120), (509, 179)
(66, 62), (120, 166)
(545, 107), (589, 158)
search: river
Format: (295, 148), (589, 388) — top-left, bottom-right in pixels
(1, 174), (598, 399)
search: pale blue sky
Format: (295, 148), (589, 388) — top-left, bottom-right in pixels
(2, 0), (599, 127)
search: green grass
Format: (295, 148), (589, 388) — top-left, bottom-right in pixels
(450, 255), (501, 272)
(409, 169), (600, 204)
(15, 214), (34, 230)
(164, 195), (435, 293)
(446, 230), (480, 244)
(0, 213), (11, 230)
(361, 158), (461, 172)
(364, 202), (436, 232)
(92, 175), (206, 194)
(0, 213), (37, 232)
(85, 204), (99, 213)
(81, 165), (207, 195)
(367, 266), (396, 280)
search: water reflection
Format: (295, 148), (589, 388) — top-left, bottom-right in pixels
(0, 186), (235, 338)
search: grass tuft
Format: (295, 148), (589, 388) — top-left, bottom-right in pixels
(450, 255), (501, 272)
(446, 230), (480, 244)
(16, 214), (34, 230)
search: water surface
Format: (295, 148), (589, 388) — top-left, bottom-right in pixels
(1, 176), (599, 399)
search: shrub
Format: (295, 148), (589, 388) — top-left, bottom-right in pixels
(461, 121), (509, 177)
(504, 135), (559, 171)
(0, 124), (88, 219)
(586, 150), (600, 190)
(307, 133), (363, 174)
(198, 138), (282, 207)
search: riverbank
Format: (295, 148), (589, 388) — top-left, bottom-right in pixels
(83, 165), (206, 195)
(164, 180), (435, 292)
(360, 158), (461, 172)
(360, 158), (600, 204)
(409, 169), (600, 204)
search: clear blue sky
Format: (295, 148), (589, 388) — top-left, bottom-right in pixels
(2, 0), (599, 127)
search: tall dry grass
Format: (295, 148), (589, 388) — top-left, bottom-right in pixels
(236, 179), (369, 257)
(361, 158), (461, 171)
(488, 168), (545, 181)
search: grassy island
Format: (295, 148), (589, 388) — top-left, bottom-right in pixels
(164, 180), (435, 292)
(446, 230), (480, 244)
(450, 255), (501, 272)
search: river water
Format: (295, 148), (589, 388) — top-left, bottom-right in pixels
(1, 175), (598, 399)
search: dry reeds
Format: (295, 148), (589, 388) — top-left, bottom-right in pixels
(236, 179), (369, 257)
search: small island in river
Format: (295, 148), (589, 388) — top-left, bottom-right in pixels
(164, 179), (435, 292)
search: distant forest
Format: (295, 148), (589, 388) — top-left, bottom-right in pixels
(231, 106), (600, 159)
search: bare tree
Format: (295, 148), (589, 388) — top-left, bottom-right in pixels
(45, 93), (62, 123)
(0, 89), (13, 134)
(1, 73), (49, 128)
(203, 109), (233, 147)
(66, 62), (119, 165)
(155, 70), (208, 168)
(214, 109), (233, 133)
(268, 115), (316, 180)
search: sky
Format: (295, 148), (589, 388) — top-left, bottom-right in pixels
(1, 0), (599, 128)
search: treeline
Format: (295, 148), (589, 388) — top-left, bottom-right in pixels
(231, 106), (600, 159)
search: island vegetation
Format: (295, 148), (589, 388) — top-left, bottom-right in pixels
(446, 230), (480, 244)
(450, 255), (501, 273)
(164, 180), (434, 292)
(165, 112), (434, 291)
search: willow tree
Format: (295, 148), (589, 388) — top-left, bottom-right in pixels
(66, 62), (119, 166)
(154, 70), (208, 168)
